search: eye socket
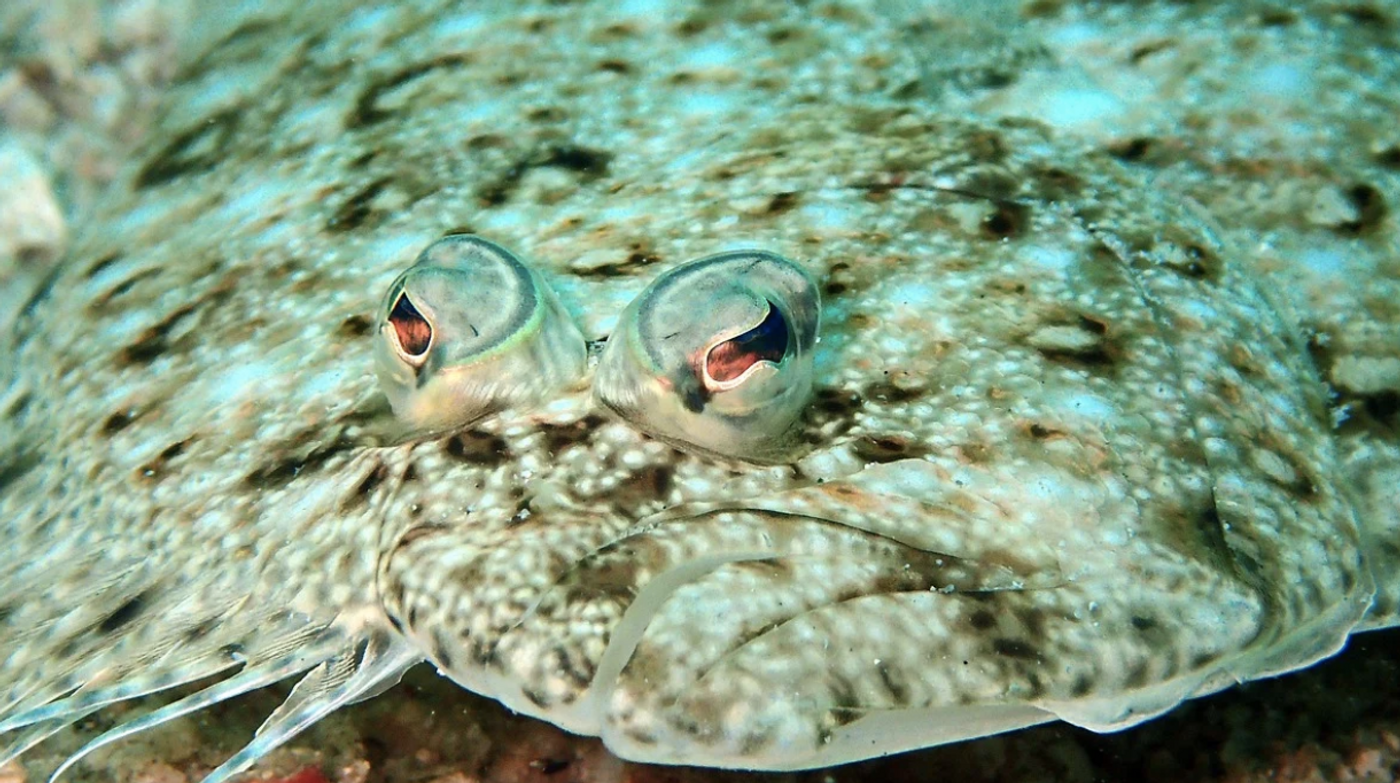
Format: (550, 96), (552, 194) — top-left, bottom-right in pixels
(594, 250), (820, 463)
(374, 235), (586, 433)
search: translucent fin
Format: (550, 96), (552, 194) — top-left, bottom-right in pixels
(45, 635), (352, 783)
(0, 650), (240, 734)
(199, 631), (419, 783)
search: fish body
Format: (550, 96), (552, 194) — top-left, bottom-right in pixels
(2, 0), (1397, 779)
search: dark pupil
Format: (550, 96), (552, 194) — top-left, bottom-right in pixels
(389, 294), (432, 357)
(706, 301), (789, 383)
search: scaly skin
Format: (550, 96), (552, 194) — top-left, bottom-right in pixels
(1, 0), (1396, 780)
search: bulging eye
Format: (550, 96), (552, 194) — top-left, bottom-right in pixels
(594, 250), (820, 463)
(374, 234), (586, 433)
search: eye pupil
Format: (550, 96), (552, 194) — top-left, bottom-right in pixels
(390, 294), (433, 357)
(705, 301), (789, 383)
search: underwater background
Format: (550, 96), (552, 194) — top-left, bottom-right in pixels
(2, 0), (1399, 781)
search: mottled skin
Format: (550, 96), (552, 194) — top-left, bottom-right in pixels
(0, 0), (1396, 780)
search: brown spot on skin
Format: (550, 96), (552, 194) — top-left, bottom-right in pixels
(1162, 236), (1222, 282)
(981, 201), (1030, 240)
(1107, 136), (1155, 162)
(101, 409), (139, 436)
(137, 439), (193, 482)
(763, 191), (800, 215)
(864, 378), (927, 403)
(1124, 661), (1150, 689)
(337, 314), (373, 338)
(6, 392), (32, 419)
(83, 253), (122, 279)
(178, 18), (279, 80)
(89, 268), (162, 312)
(243, 437), (356, 489)
(1339, 4), (1391, 27)
(0, 451), (41, 495)
(350, 54), (474, 127)
(98, 591), (151, 634)
(326, 177), (392, 232)
(341, 463), (388, 510)
(991, 638), (1039, 660)
(478, 144), (613, 207)
(119, 303), (199, 365)
(851, 434), (927, 463)
(800, 387), (862, 444)
(135, 109), (240, 188)
(1335, 183), (1388, 236)
(443, 431), (509, 465)
(1032, 331), (1121, 370)
(1377, 145), (1400, 170)
(569, 248), (662, 278)
(964, 130), (1007, 163)
(1024, 422), (1065, 440)
(539, 415), (605, 454)
(1030, 165), (1083, 201)
(676, 18), (708, 36)
(968, 610), (997, 630)
(822, 261), (859, 297)
(1130, 616), (1157, 631)
(611, 465), (674, 516)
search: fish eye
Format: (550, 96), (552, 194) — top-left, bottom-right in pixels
(374, 234), (587, 433)
(594, 250), (820, 463)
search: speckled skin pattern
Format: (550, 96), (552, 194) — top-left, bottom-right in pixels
(1, 0), (1397, 780)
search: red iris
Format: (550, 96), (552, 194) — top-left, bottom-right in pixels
(390, 294), (432, 357)
(705, 302), (788, 383)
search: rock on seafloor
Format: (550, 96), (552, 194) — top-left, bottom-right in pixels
(2, 0), (1399, 782)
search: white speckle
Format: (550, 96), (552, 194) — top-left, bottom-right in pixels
(432, 11), (488, 39)
(1249, 63), (1306, 97)
(678, 92), (737, 117)
(680, 42), (739, 70)
(298, 368), (346, 401)
(1056, 392), (1116, 424)
(455, 99), (503, 125)
(479, 209), (528, 232)
(367, 234), (423, 269)
(1180, 299), (1219, 322)
(798, 200), (857, 232)
(207, 359), (280, 407)
(1022, 244), (1076, 272)
(343, 6), (395, 37)
(615, 0), (671, 18)
(1300, 246), (1348, 276)
(889, 281), (938, 309)
(220, 178), (297, 226)
(1046, 22), (1102, 47)
(1039, 87), (1123, 130)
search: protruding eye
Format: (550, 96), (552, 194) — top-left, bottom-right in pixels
(374, 235), (586, 433)
(594, 250), (820, 463)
